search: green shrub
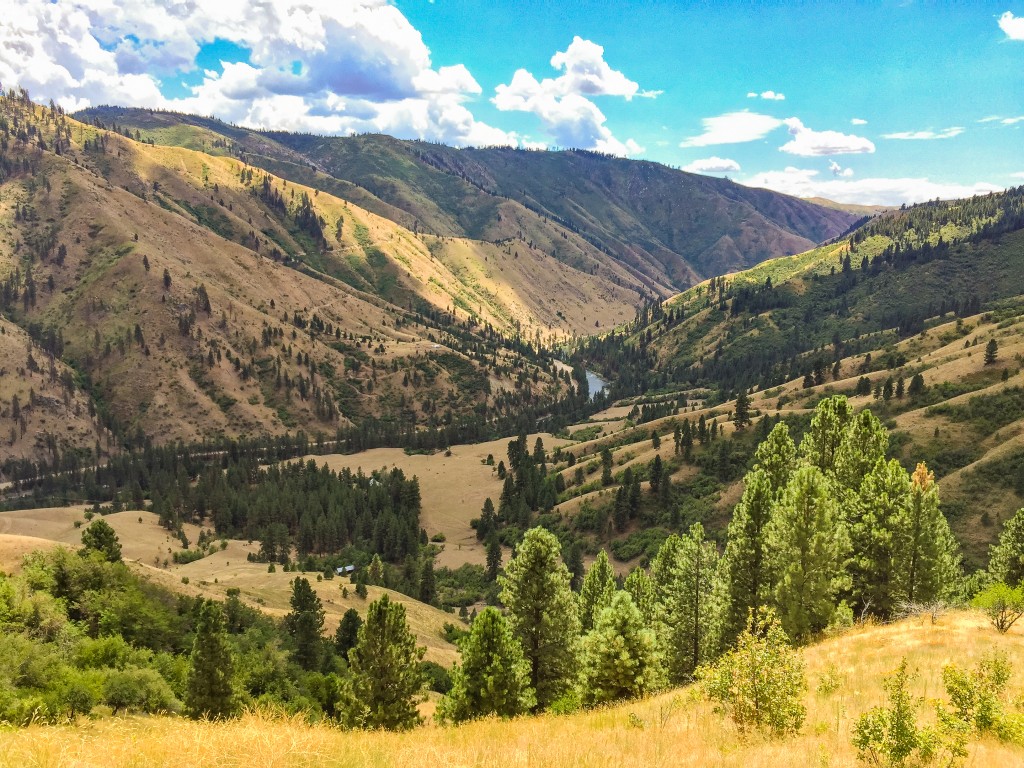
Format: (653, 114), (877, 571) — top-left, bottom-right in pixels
(697, 609), (805, 737)
(973, 582), (1024, 633)
(942, 653), (1024, 744)
(852, 658), (968, 767)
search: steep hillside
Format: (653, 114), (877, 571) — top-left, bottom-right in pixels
(558, 188), (1024, 565)
(0, 317), (107, 470)
(0, 92), (612, 451)
(74, 107), (858, 291)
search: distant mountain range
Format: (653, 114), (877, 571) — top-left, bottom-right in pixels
(75, 107), (859, 292)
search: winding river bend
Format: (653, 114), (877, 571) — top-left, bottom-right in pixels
(585, 370), (608, 401)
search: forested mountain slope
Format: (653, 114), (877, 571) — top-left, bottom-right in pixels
(557, 188), (1024, 565)
(0, 91), (621, 459)
(75, 106), (858, 291)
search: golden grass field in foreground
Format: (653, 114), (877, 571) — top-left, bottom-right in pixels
(2, 612), (1023, 768)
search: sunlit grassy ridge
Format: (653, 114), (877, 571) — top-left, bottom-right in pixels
(2, 612), (1023, 768)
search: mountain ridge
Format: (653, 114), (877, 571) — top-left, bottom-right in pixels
(74, 106), (859, 291)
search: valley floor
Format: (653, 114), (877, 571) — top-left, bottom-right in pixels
(2, 612), (1023, 768)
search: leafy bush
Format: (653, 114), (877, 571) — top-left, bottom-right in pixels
(942, 652), (1024, 744)
(973, 582), (1024, 633)
(697, 609), (805, 737)
(852, 658), (968, 767)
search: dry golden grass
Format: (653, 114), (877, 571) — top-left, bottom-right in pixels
(2, 611), (1023, 768)
(305, 433), (571, 570)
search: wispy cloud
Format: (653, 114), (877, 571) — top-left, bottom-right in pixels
(493, 36), (649, 155)
(682, 156), (740, 174)
(779, 118), (875, 156)
(680, 110), (783, 147)
(747, 90), (785, 101)
(850, 118), (868, 125)
(743, 166), (1001, 206)
(829, 160), (853, 178)
(883, 127), (964, 140)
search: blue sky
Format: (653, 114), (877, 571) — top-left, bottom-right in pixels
(1, 1), (1021, 204)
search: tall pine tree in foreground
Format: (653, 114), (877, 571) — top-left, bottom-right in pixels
(848, 458), (910, 618)
(765, 465), (850, 642)
(652, 524), (719, 683)
(718, 468), (775, 648)
(989, 507), (1024, 587)
(894, 463), (959, 605)
(582, 591), (664, 706)
(500, 526), (581, 711)
(578, 549), (616, 632)
(436, 607), (534, 723)
(185, 600), (236, 719)
(284, 577), (326, 671)
(345, 594), (425, 730)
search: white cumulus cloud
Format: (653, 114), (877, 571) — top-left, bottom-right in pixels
(0, 0), (518, 147)
(851, 118), (868, 125)
(828, 160), (854, 178)
(999, 11), (1024, 40)
(680, 111), (784, 147)
(883, 127), (964, 140)
(492, 37), (649, 156)
(779, 118), (875, 156)
(743, 166), (1001, 206)
(682, 156), (740, 174)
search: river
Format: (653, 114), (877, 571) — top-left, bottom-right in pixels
(585, 370), (608, 401)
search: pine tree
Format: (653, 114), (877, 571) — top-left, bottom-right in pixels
(752, 422), (796, 497)
(624, 566), (657, 623)
(499, 526), (582, 711)
(765, 465), (851, 642)
(418, 557), (436, 605)
(485, 533), (502, 581)
(345, 594), (425, 730)
(581, 591), (665, 705)
(850, 459), (911, 618)
(719, 469), (775, 648)
(477, 497), (496, 540)
(285, 576), (326, 670)
(80, 519), (122, 562)
(733, 389), (751, 429)
(436, 608), (534, 723)
(334, 608), (363, 658)
(985, 338), (998, 365)
(600, 447), (614, 485)
(834, 409), (889, 493)
(989, 508), (1024, 587)
(894, 464), (960, 605)
(799, 396), (852, 473)
(367, 554), (385, 585)
(578, 549), (616, 632)
(185, 600), (236, 719)
(652, 524), (720, 683)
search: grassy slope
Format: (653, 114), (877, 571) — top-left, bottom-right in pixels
(2, 612), (1023, 767)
